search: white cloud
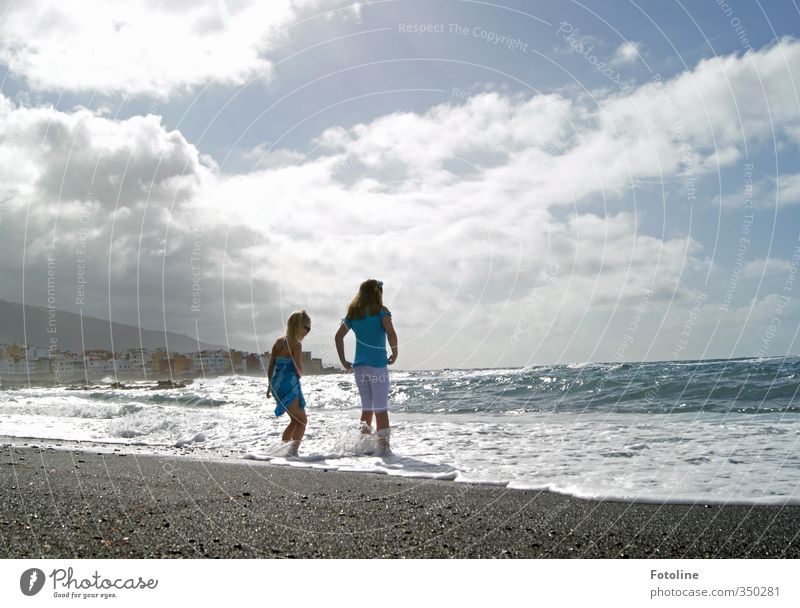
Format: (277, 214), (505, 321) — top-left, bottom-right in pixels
(0, 0), (341, 97)
(611, 41), (642, 65)
(776, 172), (800, 206)
(318, 37), (800, 215)
(601, 37), (800, 176)
(731, 293), (795, 325)
(181, 37), (800, 363)
(714, 172), (800, 208)
(0, 104), (205, 213)
(742, 257), (790, 280)
(2, 36), (800, 365)
(346, 2), (363, 22)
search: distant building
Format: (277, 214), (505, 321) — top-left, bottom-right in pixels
(27, 345), (51, 360)
(246, 353), (268, 373)
(121, 348), (153, 374)
(229, 350), (247, 373)
(83, 349), (116, 376)
(192, 350), (229, 375)
(150, 348), (169, 374)
(2, 344), (25, 359)
(0, 341), (339, 383)
(50, 351), (84, 380)
(0, 343), (51, 380)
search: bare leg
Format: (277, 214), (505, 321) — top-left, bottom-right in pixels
(282, 420), (295, 443)
(375, 411), (391, 453)
(355, 367), (374, 434)
(360, 411), (374, 433)
(286, 400), (306, 455)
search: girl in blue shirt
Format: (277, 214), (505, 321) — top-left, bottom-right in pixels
(335, 279), (398, 454)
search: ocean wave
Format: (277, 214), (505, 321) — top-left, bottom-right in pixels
(147, 393), (227, 407)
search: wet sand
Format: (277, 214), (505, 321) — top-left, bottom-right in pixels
(1, 441), (799, 558)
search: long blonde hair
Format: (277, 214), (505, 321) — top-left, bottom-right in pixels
(346, 279), (383, 320)
(286, 310), (310, 343)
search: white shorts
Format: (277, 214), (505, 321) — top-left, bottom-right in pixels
(354, 365), (390, 412)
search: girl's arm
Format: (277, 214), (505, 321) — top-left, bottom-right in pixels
(266, 341), (277, 397)
(334, 323), (352, 370)
(382, 314), (398, 365)
(291, 339), (303, 377)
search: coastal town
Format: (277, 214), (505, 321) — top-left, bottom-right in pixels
(0, 342), (340, 384)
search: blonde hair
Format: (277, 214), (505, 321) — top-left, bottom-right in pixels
(346, 279), (383, 320)
(285, 310), (310, 343)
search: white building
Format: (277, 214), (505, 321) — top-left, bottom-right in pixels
(50, 351), (84, 379)
(192, 350), (229, 374)
(0, 357), (51, 377)
(26, 345), (51, 360)
(121, 348), (152, 373)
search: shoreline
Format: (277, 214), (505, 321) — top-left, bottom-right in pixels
(2, 434), (797, 508)
(2, 437), (799, 558)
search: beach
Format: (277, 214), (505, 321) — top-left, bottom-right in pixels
(2, 439), (799, 559)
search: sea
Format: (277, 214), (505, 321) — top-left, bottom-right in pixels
(1, 356), (799, 505)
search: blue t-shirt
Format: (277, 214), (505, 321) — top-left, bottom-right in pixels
(344, 309), (391, 368)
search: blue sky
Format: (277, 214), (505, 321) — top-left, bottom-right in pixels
(0, 1), (799, 368)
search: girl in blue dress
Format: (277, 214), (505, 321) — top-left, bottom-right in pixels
(267, 310), (311, 456)
(335, 279), (398, 454)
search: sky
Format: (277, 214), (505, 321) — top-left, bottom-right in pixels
(1, 0), (799, 369)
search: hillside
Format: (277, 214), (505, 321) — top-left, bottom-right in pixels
(0, 300), (223, 354)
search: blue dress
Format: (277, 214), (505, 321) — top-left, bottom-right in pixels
(271, 356), (306, 417)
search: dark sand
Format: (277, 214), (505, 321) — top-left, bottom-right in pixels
(2, 441), (799, 558)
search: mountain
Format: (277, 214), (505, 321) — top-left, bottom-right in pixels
(0, 299), (224, 354)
